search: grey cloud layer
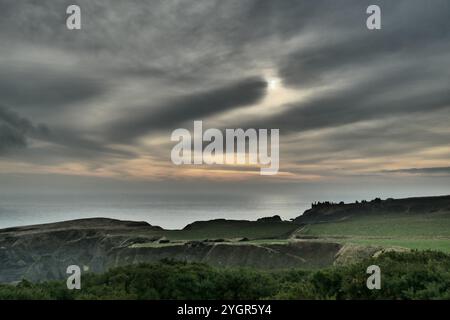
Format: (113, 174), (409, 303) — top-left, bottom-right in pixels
(0, 0), (449, 177)
(381, 167), (450, 176)
(107, 77), (267, 141)
(279, 1), (450, 88)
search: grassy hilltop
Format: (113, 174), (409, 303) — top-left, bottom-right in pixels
(293, 195), (450, 253)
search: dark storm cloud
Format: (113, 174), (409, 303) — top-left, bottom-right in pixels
(43, 128), (136, 159)
(0, 105), (133, 160)
(0, 105), (49, 154)
(0, 66), (104, 113)
(0, 66), (106, 113)
(0, 124), (27, 153)
(107, 77), (267, 142)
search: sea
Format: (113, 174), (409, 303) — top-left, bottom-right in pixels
(0, 192), (311, 230)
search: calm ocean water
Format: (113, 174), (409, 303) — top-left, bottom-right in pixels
(0, 192), (310, 230)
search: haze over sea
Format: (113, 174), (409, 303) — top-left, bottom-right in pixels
(0, 192), (310, 230)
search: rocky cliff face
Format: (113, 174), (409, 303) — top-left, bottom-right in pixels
(109, 241), (342, 270)
(0, 218), (343, 283)
(0, 218), (162, 282)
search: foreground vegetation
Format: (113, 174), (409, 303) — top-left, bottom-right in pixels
(2, 251), (450, 300)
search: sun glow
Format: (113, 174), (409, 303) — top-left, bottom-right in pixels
(267, 77), (282, 90)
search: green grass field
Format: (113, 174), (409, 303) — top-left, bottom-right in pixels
(296, 212), (450, 252)
(159, 220), (298, 241)
(129, 212), (450, 254)
(126, 220), (299, 245)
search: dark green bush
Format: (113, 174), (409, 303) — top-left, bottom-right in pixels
(2, 251), (450, 300)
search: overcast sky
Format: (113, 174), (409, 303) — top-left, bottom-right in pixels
(1, 0), (450, 198)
